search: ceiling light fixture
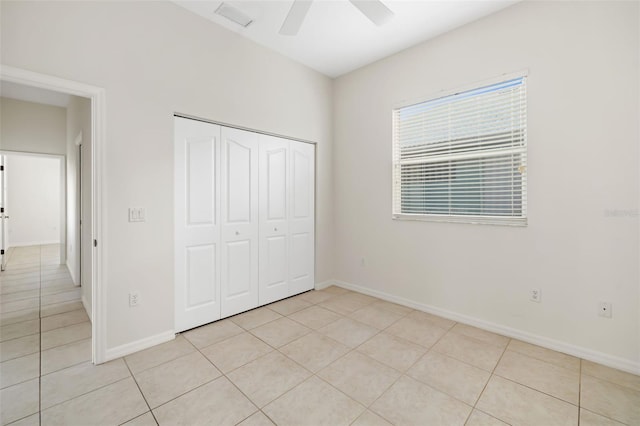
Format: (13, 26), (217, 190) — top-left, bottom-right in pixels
(215, 2), (253, 28)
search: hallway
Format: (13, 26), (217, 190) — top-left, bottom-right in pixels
(0, 245), (90, 425)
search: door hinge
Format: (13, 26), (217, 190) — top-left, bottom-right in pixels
(93, 239), (97, 248)
(0, 165), (4, 171)
(1, 207), (3, 213)
(1, 250), (4, 255)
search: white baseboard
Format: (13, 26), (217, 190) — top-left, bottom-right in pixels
(314, 280), (334, 290)
(331, 280), (640, 375)
(104, 330), (175, 362)
(9, 240), (60, 248)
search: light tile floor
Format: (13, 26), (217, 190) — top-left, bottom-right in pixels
(2, 246), (639, 425)
(1, 245), (91, 426)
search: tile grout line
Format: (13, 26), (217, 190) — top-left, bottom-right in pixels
(122, 357), (160, 425)
(0, 317), (41, 338)
(276, 298), (406, 425)
(40, 322), (92, 353)
(39, 345), (93, 377)
(40, 375), (133, 414)
(580, 369), (640, 392)
(578, 359), (582, 425)
(478, 344), (589, 415)
(466, 336), (511, 425)
(200, 326), (293, 424)
(40, 309), (88, 331)
(361, 317), (461, 426)
(125, 330), (260, 422)
(144, 337), (262, 425)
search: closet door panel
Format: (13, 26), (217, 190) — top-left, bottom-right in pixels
(225, 239), (252, 297)
(290, 232), (312, 281)
(221, 127), (259, 317)
(226, 141), (252, 222)
(174, 117), (221, 332)
(259, 135), (289, 304)
(289, 142), (315, 294)
(186, 245), (216, 307)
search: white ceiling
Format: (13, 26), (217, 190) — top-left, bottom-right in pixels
(1, 81), (71, 108)
(173, 0), (519, 78)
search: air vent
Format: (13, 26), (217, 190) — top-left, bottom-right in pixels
(215, 2), (253, 27)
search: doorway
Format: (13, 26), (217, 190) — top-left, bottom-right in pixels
(0, 66), (106, 363)
(0, 152), (65, 262)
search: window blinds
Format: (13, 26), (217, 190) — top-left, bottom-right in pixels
(392, 77), (527, 226)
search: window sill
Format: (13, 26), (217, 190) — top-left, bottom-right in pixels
(392, 213), (527, 227)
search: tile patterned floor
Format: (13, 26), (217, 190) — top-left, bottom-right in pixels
(2, 246), (639, 425)
(1, 245), (91, 426)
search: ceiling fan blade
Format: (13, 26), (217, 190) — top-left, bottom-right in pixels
(280, 0), (313, 36)
(349, 0), (394, 26)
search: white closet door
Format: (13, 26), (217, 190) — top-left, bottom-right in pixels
(258, 135), (289, 305)
(174, 117), (221, 332)
(221, 127), (259, 317)
(289, 142), (315, 294)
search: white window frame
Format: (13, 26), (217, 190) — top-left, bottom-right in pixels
(392, 71), (528, 226)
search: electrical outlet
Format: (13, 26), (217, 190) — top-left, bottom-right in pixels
(598, 302), (612, 318)
(129, 291), (140, 307)
(530, 288), (541, 303)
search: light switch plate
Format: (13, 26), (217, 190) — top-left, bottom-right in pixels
(128, 207), (146, 222)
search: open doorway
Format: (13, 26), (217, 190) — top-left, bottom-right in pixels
(0, 152), (65, 259)
(0, 67), (105, 363)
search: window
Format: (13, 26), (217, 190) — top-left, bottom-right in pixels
(392, 76), (527, 226)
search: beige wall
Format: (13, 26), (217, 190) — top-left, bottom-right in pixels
(333, 1), (639, 370)
(1, 1), (333, 353)
(1, 97), (66, 155)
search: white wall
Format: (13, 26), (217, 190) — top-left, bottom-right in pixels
(66, 95), (92, 318)
(5, 154), (62, 247)
(333, 1), (639, 371)
(0, 1), (333, 353)
(0, 97), (67, 155)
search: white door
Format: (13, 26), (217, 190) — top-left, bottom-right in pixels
(221, 127), (259, 317)
(0, 155), (7, 271)
(174, 117), (221, 332)
(258, 135), (289, 305)
(289, 142), (315, 294)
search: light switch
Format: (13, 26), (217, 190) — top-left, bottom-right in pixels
(128, 207), (146, 222)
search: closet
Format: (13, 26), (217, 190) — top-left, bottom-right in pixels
(174, 116), (315, 332)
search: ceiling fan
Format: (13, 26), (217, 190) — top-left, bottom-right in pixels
(280, 0), (394, 36)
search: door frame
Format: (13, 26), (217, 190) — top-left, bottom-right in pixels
(76, 137), (83, 288)
(0, 154), (6, 271)
(0, 65), (107, 364)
